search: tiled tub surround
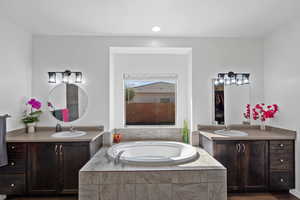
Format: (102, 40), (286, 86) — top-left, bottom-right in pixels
(113, 128), (182, 142)
(79, 147), (226, 200)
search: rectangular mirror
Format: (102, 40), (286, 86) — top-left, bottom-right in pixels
(212, 79), (251, 125)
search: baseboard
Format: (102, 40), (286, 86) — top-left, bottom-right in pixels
(290, 189), (300, 198)
(0, 195), (7, 200)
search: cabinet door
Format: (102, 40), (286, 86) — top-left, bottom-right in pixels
(241, 141), (268, 192)
(27, 143), (59, 194)
(60, 143), (90, 194)
(214, 141), (241, 192)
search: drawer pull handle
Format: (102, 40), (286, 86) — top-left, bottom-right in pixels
(236, 144), (241, 153)
(10, 183), (15, 187)
(280, 178), (284, 182)
(279, 144), (284, 148)
(10, 162), (15, 166)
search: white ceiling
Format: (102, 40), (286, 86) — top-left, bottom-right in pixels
(0, 0), (300, 37)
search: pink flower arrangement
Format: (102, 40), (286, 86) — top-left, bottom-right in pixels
(243, 104), (251, 119)
(252, 103), (279, 122)
(22, 98), (43, 124)
(28, 98), (42, 110)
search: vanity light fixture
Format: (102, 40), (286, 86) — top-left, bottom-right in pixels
(48, 70), (83, 84)
(215, 71), (250, 86)
(75, 72), (83, 83)
(152, 26), (161, 32)
(48, 72), (56, 83)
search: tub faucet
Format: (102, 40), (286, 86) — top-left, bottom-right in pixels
(225, 125), (230, 131)
(114, 150), (125, 165)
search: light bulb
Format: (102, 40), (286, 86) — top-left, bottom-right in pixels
(225, 79), (231, 85)
(214, 79), (219, 85)
(237, 79), (243, 85)
(219, 78), (224, 83)
(152, 26), (161, 32)
(243, 78), (249, 84)
(231, 78), (236, 84)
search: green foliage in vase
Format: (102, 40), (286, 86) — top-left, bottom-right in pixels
(182, 120), (189, 144)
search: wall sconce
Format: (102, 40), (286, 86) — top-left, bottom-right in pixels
(75, 72), (83, 83)
(48, 72), (56, 83)
(48, 70), (83, 84)
(214, 71), (250, 86)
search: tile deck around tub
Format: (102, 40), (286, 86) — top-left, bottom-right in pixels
(80, 147), (225, 172)
(79, 147), (227, 200)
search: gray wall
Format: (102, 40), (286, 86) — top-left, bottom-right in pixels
(32, 36), (264, 130)
(0, 18), (32, 131)
(264, 19), (300, 196)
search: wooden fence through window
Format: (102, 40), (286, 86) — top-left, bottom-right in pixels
(126, 103), (175, 125)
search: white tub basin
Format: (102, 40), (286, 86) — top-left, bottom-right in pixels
(107, 141), (198, 165)
(51, 131), (87, 138)
(214, 129), (248, 137)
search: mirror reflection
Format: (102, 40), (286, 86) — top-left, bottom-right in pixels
(213, 80), (250, 125)
(48, 83), (88, 122)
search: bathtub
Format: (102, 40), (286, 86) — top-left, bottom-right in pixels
(107, 141), (198, 165)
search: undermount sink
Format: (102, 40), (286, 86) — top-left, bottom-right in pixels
(214, 129), (248, 137)
(51, 131), (87, 138)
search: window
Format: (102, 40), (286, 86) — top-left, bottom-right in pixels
(125, 80), (176, 125)
(160, 98), (170, 103)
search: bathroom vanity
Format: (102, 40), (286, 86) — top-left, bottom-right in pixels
(0, 128), (104, 196)
(197, 125), (296, 193)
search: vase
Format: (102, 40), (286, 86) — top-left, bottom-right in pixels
(260, 121), (266, 131)
(27, 122), (36, 133)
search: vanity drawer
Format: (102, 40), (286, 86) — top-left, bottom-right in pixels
(0, 174), (25, 194)
(7, 143), (27, 155)
(269, 172), (294, 191)
(269, 141), (293, 153)
(270, 155), (292, 171)
(0, 158), (26, 174)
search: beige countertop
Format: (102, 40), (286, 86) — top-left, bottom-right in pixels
(197, 127), (296, 141)
(6, 127), (105, 143)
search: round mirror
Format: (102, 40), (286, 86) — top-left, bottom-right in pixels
(48, 83), (88, 122)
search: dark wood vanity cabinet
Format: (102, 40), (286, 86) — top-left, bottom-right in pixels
(214, 141), (241, 191)
(0, 143), (27, 195)
(27, 143), (60, 194)
(60, 143), (90, 194)
(214, 140), (268, 192)
(240, 141), (268, 191)
(27, 142), (90, 194)
(269, 140), (295, 191)
(201, 138), (295, 192)
(0, 136), (102, 196)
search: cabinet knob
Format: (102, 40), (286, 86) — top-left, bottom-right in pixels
(280, 159), (284, 163)
(11, 146), (15, 150)
(10, 162), (15, 166)
(10, 183), (15, 187)
(279, 144), (284, 148)
(280, 178), (284, 182)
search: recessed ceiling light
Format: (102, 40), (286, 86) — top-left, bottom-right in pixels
(152, 26), (161, 32)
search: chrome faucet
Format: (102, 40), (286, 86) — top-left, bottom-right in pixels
(114, 150), (125, 165)
(70, 126), (75, 132)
